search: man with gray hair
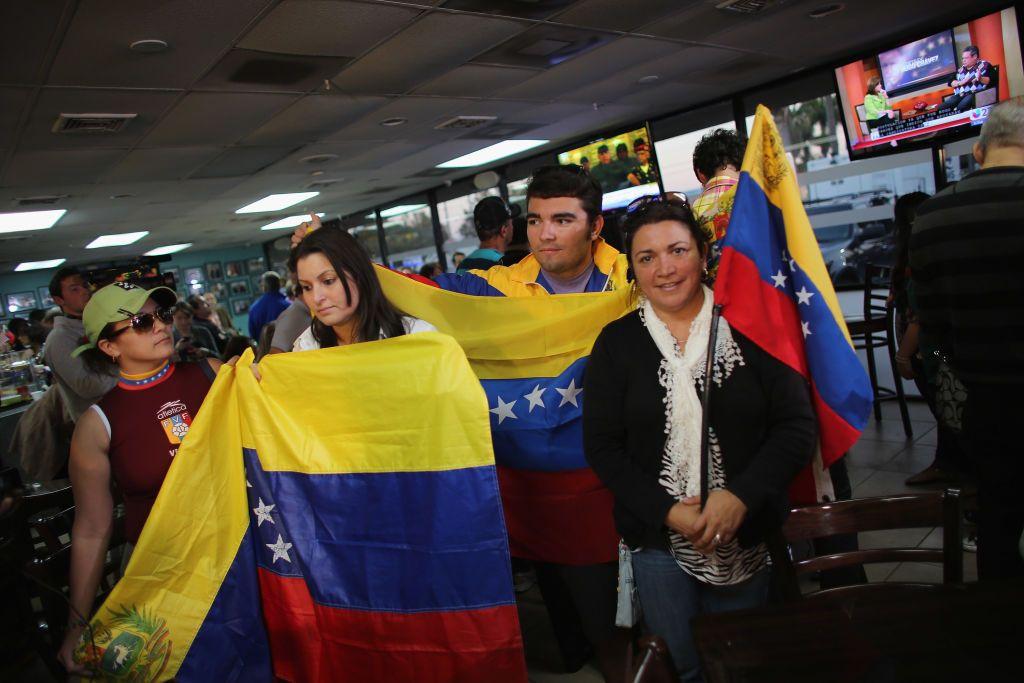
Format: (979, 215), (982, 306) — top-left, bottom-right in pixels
(911, 96), (1024, 580)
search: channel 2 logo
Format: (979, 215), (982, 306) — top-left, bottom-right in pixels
(970, 106), (993, 124)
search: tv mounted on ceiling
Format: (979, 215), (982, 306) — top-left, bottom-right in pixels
(834, 6), (1022, 160)
(557, 124), (663, 211)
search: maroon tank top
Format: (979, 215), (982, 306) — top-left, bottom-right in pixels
(96, 362), (214, 543)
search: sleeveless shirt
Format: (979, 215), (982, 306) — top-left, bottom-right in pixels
(92, 362), (214, 542)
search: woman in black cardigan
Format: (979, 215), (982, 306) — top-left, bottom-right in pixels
(583, 196), (816, 682)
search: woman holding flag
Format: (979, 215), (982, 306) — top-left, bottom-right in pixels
(583, 195), (816, 681)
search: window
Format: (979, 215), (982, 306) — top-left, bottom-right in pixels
(437, 187), (500, 269)
(943, 135), (980, 183)
(506, 177), (530, 215)
(654, 120), (737, 199)
(348, 221), (383, 264)
(745, 94), (850, 174)
(379, 202), (436, 271)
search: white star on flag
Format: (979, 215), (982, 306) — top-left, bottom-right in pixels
(523, 385), (546, 413)
(802, 321), (812, 338)
(556, 378), (583, 408)
(253, 498), (275, 527)
(490, 396), (517, 424)
(795, 286), (815, 305)
(771, 270), (788, 288)
(267, 534), (293, 564)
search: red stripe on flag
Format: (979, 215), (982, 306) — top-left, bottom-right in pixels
(257, 570), (527, 683)
(497, 466), (618, 565)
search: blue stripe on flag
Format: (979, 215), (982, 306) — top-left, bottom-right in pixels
(243, 450), (515, 613)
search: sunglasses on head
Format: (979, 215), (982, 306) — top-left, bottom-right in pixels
(625, 192), (690, 216)
(109, 307), (174, 338)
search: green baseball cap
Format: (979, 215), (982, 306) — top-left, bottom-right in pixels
(71, 282), (178, 357)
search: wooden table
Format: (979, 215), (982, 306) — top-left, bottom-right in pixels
(693, 581), (1023, 682)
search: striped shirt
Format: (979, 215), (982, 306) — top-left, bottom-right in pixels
(909, 166), (1024, 386)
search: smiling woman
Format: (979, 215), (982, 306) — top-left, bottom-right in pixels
(59, 282), (223, 675)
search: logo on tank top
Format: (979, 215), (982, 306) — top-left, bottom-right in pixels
(156, 399), (192, 446)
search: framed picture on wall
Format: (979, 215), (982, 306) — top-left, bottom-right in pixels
(210, 282), (228, 301)
(246, 257), (266, 274)
(224, 261), (245, 278)
(162, 267), (180, 289)
(183, 267), (203, 285)
(228, 279), (250, 297)
(230, 298), (250, 315)
(251, 274), (264, 293)
(6, 291), (38, 314)
(205, 262), (223, 281)
(37, 286), (55, 308)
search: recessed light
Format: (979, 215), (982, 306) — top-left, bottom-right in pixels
(260, 213), (325, 231)
(808, 3), (844, 19)
(379, 204), (427, 218)
(235, 192), (319, 214)
(144, 243), (192, 256)
(309, 170), (325, 177)
(436, 140), (549, 169)
(0, 209), (67, 234)
(637, 75), (660, 85)
(299, 154), (338, 165)
(129, 39), (169, 53)
(380, 117), (408, 127)
(85, 231), (149, 249)
(15, 258), (66, 272)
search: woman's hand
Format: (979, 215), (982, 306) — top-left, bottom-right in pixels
(664, 500), (701, 537)
(58, 623), (91, 675)
(290, 213), (322, 249)
(688, 490), (748, 555)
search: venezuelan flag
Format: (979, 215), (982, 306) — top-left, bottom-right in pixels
(715, 105), (873, 503)
(76, 334), (526, 682)
(378, 266), (629, 565)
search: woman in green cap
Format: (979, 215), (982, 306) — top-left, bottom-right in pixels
(58, 281), (222, 674)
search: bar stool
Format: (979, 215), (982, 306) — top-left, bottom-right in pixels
(846, 264), (913, 438)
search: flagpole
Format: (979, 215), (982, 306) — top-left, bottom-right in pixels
(700, 304), (723, 508)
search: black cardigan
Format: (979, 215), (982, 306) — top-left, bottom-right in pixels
(582, 309), (817, 550)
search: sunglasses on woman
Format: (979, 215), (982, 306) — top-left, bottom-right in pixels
(625, 192), (690, 216)
(109, 307), (175, 338)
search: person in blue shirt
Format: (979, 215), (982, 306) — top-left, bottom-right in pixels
(247, 271), (289, 340)
(456, 196), (517, 272)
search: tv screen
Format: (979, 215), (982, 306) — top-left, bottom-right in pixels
(835, 7), (1022, 159)
(557, 125), (661, 210)
(878, 30), (958, 94)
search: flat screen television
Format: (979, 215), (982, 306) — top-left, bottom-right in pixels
(835, 6), (1022, 159)
(557, 125), (662, 210)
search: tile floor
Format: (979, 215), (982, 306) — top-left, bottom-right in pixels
(521, 398), (977, 682)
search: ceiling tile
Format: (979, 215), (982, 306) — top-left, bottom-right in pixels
(440, 0), (575, 20)
(238, 0), (422, 57)
(47, 0), (270, 89)
(190, 146), (299, 179)
(102, 147), (223, 183)
(242, 94), (389, 146)
(3, 149), (128, 187)
(472, 24), (616, 70)
(0, 1), (71, 84)
(330, 12), (529, 94)
(551, 0), (686, 32)
(142, 92), (299, 147)
(412, 64), (541, 97)
(0, 89), (31, 150)
(194, 49), (352, 93)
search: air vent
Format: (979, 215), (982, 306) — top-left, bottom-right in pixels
(716, 0), (775, 14)
(52, 113), (137, 134)
(15, 194), (67, 206)
(434, 115), (498, 131)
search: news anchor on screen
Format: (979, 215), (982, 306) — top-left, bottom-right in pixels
(939, 45), (993, 112)
(864, 77), (898, 127)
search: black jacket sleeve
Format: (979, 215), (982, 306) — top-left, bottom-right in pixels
(726, 344), (817, 516)
(583, 328), (677, 529)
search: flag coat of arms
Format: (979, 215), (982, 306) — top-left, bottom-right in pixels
(76, 334), (527, 682)
(714, 104), (874, 502)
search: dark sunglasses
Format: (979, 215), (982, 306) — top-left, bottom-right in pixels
(109, 307), (175, 338)
(625, 191), (690, 216)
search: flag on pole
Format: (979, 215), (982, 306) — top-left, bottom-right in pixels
(76, 335), (527, 682)
(714, 104), (874, 503)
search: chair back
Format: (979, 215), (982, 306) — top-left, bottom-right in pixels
(627, 635), (678, 683)
(770, 488), (963, 601)
(976, 65), (1000, 107)
(862, 263), (891, 326)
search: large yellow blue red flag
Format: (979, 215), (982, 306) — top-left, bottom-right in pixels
(378, 266), (631, 565)
(715, 104), (873, 503)
(75, 334), (527, 681)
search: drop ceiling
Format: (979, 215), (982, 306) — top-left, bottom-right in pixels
(0, 0), (1005, 270)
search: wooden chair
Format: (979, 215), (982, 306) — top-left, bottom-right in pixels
(770, 488), (963, 602)
(846, 263), (912, 437)
(627, 635), (678, 683)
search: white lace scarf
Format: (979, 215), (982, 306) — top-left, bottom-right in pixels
(639, 285), (741, 500)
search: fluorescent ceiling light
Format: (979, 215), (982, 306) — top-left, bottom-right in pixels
(260, 213), (325, 231)
(379, 204), (427, 218)
(144, 243), (192, 256)
(436, 140), (549, 168)
(15, 258), (66, 272)
(0, 209), (67, 234)
(235, 192), (319, 214)
(85, 231), (149, 249)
